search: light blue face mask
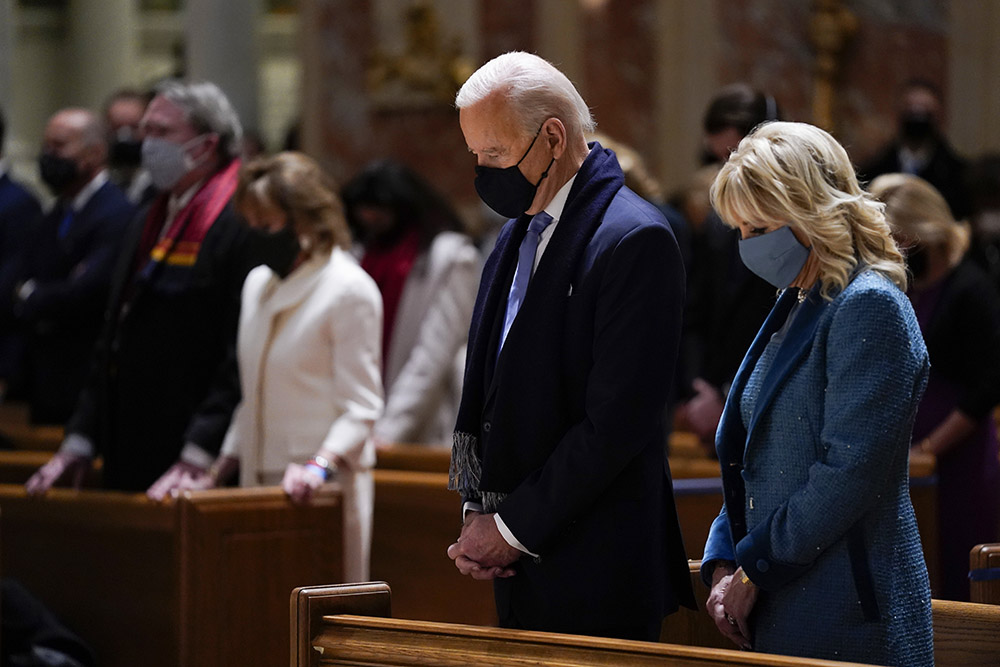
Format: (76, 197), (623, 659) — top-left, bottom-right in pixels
(738, 225), (810, 289)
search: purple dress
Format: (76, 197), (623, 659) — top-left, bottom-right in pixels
(910, 267), (1000, 601)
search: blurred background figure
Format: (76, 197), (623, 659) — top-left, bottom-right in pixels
(0, 105), (42, 404)
(26, 80), (264, 495)
(871, 173), (1000, 601)
(158, 152), (384, 582)
(860, 79), (971, 221)
(342, 160), (479, 447)
(16, 107), (133, 426)
(103, 88), (155, 206)
(675, 83), (779, 454)
(964, 153), (1000, 294)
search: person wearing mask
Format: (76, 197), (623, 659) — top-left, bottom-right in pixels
(445, 51), (694, 640)
(678, 84), (779, 454)
(0, 106), (42, 401)
(859, 78), (970, 220)
(103, 88), (155, 206)
(151, 152), (384, 581)
(26, 80), (264, 494)
(701, 122), (932, 666)
(16, 108), (133, 425)
(871, 173), (1000, 601)
(341, 160), (478, 447)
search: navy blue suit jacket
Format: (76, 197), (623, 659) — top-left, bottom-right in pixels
(18, 179), (133, 422)
(0, 173), (42, 381)
(459, 144), (695, 639)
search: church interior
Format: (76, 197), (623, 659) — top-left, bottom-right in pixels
(0, 1), (999, 665)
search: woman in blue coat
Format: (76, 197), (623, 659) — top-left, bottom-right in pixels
(700, 121), (933, 666)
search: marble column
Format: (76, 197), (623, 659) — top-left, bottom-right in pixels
(185, 0), (261, 133)
(0, 0), (12, 114)
(66, 0), (138, 110)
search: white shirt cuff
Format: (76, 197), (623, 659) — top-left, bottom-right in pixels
(180, 442), (214, 469)
(462, 500), (484, 519)
(494, 513), (539, 558)
(17, 279), (36, 302)
(59, 433), (95, 459)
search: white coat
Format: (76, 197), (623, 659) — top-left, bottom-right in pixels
(220, 247), (384, 582)
(375, 231), (480, 446)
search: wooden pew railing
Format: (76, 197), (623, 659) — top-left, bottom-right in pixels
(293, 562), (1000, 667)
(291, 581), (871, 667)
(971, 542), (1000, 605)
(0, 401), (64, 450)
(0, 484), (344, 667)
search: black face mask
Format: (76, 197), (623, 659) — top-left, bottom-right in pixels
(906, 243), (930, 280)
(110, 138), (143, 169)
(474, 125), (555, 218)
(260, 225), (302, 278)
(900, 111), (935, 143)
(38, 153), (80, 194)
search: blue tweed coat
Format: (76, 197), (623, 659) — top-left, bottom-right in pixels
(702, 270), (934, 666)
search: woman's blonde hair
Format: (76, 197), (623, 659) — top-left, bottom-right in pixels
(710, 121), (907, 299)
(868, 172), (970, 269)
(235, 151), (351, 253)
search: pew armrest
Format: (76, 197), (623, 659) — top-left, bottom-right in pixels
(290, 582), (391, 667)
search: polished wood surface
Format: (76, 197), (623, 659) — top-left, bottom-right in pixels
(0, 401), (64, 450)
(0, 484), (343, 667)
(970, 542), (1000, 605)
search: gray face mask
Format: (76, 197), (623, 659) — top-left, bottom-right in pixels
(738, 225), (810, 289)
(141, 135), (207, 190)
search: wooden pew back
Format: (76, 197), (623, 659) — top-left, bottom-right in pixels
(970, 542), (1000, 605)
(0, 484), (343, 667)
(293, 578), (1000, 667)
(291, 582), (871, 667)
(0, 401), (64, 450)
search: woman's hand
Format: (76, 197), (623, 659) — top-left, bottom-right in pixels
(281, 462), (326, 504)
(707, 563), (755, 650)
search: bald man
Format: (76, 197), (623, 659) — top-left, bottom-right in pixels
(16, 108), (133, 424)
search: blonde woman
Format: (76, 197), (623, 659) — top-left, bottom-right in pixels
(154, 152), (384, 582)
(700, 122), (932, 665)
(871, 173), (1000, 601)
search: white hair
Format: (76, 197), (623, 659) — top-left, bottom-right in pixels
(155, 80), (243, 161)
(455, 51), (595, 139)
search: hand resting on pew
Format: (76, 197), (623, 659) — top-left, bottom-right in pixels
(25, 451), (89, 495)
(447, 511), (519, 580)
(706, 561), (756, 651)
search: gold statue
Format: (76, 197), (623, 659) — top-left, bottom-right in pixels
(809, 0), (858, 131)
(368, 1), (474, 108)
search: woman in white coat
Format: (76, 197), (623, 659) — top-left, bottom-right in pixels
(165, 152), (383, 582)
(342, 161), (479, 447)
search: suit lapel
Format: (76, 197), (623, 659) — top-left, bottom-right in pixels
(745, 291), (829, 452)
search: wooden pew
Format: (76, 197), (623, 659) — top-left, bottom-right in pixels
(0, 401), (64, 450)
(0, 484), (343, 667)
(970, 542), (1000, 605)
(291, 570), (1000, 667)
(291, 582), (872, 667)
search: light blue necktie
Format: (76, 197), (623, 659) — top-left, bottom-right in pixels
(57, 205), (74, 240)
(499, 211), (553, 353)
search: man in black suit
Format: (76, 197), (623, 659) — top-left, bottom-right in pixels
(0, 107), (42, 400)
(446, 52), (694, 641)
(16, 108), (133, 425)
(26, 81), (263, 493)
(859, 78), (971, 220)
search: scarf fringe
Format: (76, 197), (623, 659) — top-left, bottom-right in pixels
(449, 431), (481, 495)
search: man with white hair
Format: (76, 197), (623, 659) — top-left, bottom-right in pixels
(446, 52), (694, 640)
(27, 81), (264, 494)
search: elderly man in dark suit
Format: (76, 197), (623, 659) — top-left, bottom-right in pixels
(446, 52), (695, 641)
(16, 108), (133, 425)
(0, 107), (42, 400)
(26, 81), (265, 494)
